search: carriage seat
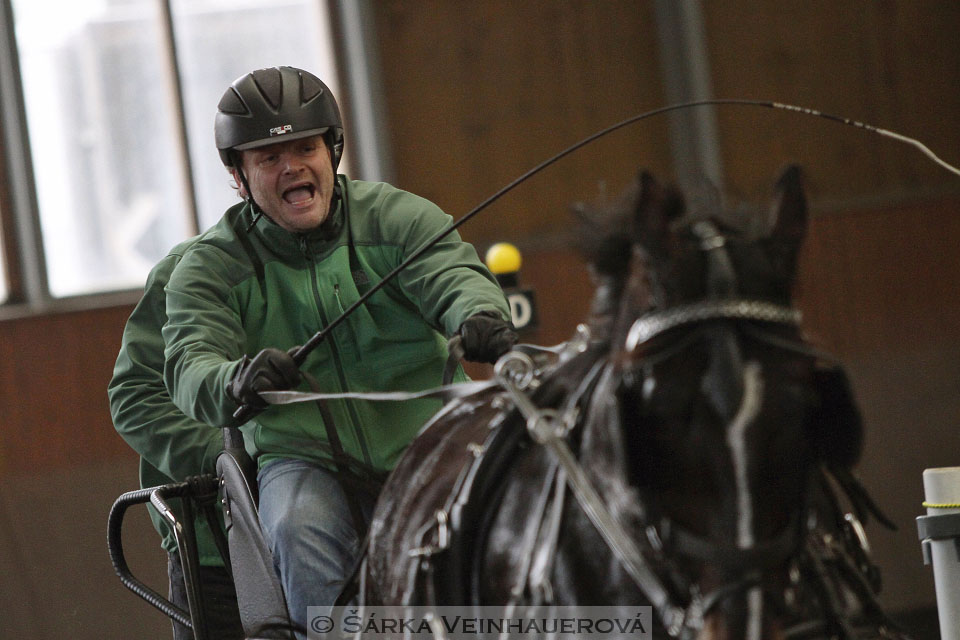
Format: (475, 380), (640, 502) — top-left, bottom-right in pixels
(217, 434), (296, 639)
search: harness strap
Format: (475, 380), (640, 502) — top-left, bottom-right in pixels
(493, 353), (691, 637)
(527, 465), (567, 604)
(691, 220), (737, 298)
(503, 459), (562, 606)
(666, 514), (800, 571)
(300, 372), (379, 537)
(341, 179), (372, 295)
(259, 379), (498, 406)
(626, 300), (801, 352)
(803, 536), (861, 640)
(232, 211), (267, 299)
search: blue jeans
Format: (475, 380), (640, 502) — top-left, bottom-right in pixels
(257, 458), (375, 639)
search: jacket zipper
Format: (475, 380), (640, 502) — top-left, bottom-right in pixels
(333, 284), (362, 363)
(332, 283), (346, 313)
(300, 238), (374, 467)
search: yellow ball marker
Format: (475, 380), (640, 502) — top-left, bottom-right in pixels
(485, 242), (537, 330)
(485, 242), (522, 275)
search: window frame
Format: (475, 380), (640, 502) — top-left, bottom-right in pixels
(0, 0), (389, 319)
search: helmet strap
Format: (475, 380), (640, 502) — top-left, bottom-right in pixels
(232, 161), (266, 233)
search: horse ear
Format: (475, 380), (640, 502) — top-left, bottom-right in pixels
(633, 170), (684, 259)
(766, 164), (807, 280)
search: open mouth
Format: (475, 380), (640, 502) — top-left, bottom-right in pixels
(282, 183), (316, 205)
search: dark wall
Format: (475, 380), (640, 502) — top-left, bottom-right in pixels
(1, 2), (958, 637)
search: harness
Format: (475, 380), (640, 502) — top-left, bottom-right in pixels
(457, 334), (900, 639)
(494, 314), (806, 637)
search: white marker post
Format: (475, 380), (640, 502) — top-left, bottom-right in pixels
(918, 467), (960, 640)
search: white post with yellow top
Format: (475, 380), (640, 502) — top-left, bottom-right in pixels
(918, 466), (960, 640)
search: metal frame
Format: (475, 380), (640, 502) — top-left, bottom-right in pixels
(158, 0), (201, 238)
(108, 477), (226, 640)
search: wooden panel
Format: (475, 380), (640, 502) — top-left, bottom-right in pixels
(0, 462), (168, 639)
(799, 199), (960, 354)
(0, 0), (955, 625)
(373, 0), (673, 247)
(703, 1), (960, 202)
(0, 305), (133, 476)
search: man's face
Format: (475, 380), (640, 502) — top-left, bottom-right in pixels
(233, 134), (335, 233)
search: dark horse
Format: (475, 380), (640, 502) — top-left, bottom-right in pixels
(356, 167), (908, 639)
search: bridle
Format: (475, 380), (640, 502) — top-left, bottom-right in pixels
(629, 222), (816, 636)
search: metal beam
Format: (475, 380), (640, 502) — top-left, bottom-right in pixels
(0, 0), (49, 305)
(158, 0), (200, 236)
(330, 0), (394, 183)
(653, 0), (724, 192)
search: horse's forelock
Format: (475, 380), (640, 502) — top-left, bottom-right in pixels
(571, 197), (634, 278)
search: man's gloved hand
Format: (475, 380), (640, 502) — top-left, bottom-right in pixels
(228, 347), (302, 407)
(456, 312), (518, 364)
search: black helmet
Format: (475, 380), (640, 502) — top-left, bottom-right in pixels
(214, 66), (344, 170)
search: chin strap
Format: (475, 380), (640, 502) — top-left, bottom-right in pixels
(230, 160), (266, 233)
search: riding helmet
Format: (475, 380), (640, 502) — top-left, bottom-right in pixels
(214, 66), (344, 170)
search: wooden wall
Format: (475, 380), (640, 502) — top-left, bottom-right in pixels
(1, 1), (958, 637)
(704, 1), (960, 201)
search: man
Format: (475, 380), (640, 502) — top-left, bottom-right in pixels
(108, 239), (244, 640)
(161, 66), (515, 636)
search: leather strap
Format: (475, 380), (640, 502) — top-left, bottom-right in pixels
(301, 372), (378, 536)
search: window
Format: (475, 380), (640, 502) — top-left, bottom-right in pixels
(13, 0), (192, 297)
(2, 0), (368, 306)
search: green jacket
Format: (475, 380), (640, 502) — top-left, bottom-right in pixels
(163, 177), (510, 472)
(108, 238), (231, 563)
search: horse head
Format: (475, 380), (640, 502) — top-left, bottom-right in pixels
(575, 166), (866, 638)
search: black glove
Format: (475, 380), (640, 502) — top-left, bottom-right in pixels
(456, 312), (518, 364)
(228, 347), (302, 407)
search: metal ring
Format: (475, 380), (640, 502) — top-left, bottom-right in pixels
(494, 351), (536, 389)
